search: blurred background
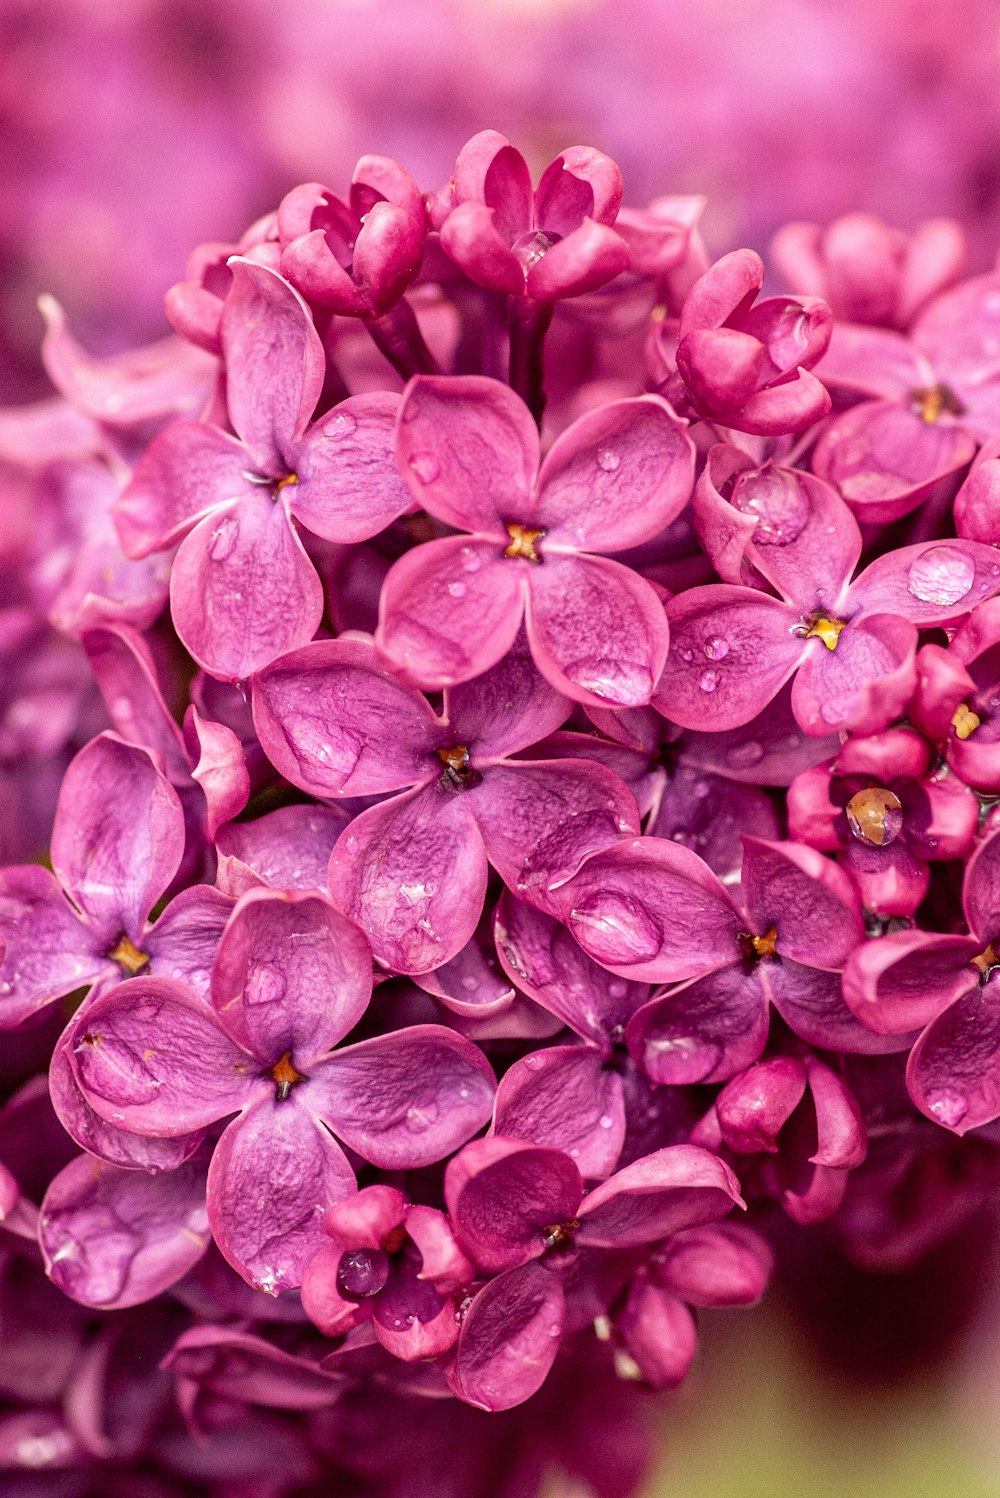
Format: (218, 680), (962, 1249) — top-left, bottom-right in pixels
(4, 2), (1000, 1492)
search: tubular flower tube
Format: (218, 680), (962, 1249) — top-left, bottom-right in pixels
(8, 125), (1000, 1485)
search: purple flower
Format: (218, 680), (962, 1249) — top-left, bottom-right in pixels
(113, 259), (413, 680)
(251, 634), (639, 972)
(435, 131), (629, 301)
(375, 375), (694, 706)
(65, 887), (496, 1291)
(549, 834), (896, 1083)
(911, 600), (1000, 793)
(844, 825), (1000, 1136)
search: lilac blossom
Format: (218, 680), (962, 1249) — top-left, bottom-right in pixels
(910, 599), (1000, 793)
(375, 375), (694, 706)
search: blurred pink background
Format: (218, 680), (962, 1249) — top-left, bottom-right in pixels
(3, 0), (1000, 403)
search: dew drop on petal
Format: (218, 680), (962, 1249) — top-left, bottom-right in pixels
(409, 452), (440, 484)
(906, 545), (976, 607)
(208, 515), (239, 561)
(447, 582), (466, 598)
(727, 741), (764, 769)
(846, 787), (903, 847)
(679, 647), (694, 663)
(460, 546), (482, 574)
(926, 1089), (968, 1130)
(704, 636), (729, 661)
(598, 1114), (613, 1129)
(597, 447), (621, 473)
(730, 465), (810, 545)
(698, 670), (720, 693)
(608, 979), (628, 999)
(328, 409), (357, 438)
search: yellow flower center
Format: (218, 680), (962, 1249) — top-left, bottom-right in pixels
(270, 1050), (307, 1101)
(972, 944), (1000, 979)
(805, 615), (846, 651)
(108, 935), (151, 975)
(503, 522), (545, 563)
(952, 703), (981, 740)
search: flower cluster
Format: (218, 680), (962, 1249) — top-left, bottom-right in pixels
(3, 130), (1000, 1493)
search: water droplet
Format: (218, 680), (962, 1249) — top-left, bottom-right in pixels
(727, 741), (764, 769)
(327, 409), (357, 438)
(511, 229), (557, 271)
(846, 787), (903, 847)
(608, 979), (627, 999)
(0, 980), (11, 995)
(447, 581), (466, 598)
(698, 670), (720, 693)
(679, 647), (694, 663)
(459, 546), (481, 574)
(704, 636), (729, 661)
(693, 779), (710, 798)
(730, 465), (810, 545)
(598, 1114), (614, 1129)
(208, 516), (239, 561)
(927, 1089), (968, 1129)
(907, 545), (976, 607)
(597, 447), (621, 473)
(458, 1086), (470, 1099)
(409, 452), (440, 484)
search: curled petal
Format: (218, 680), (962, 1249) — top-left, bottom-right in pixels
(312, 1025), (496, 1169)
(907, 983), (1000, 1135)
(616, 1281), (696, 1388)
(963, 826), (1000, 944)
(653, 1222), (771, 1307)
(525, 219), (630, 300)
(445, 1137), (582, 1273)
(170, 492), (324, 682)
(207, 1096), (355, 1292)
(535, 146), (622, 231)
(439, 201), (525, 294)
(163, 1325), (342, 1407)
(806, 1056), (866, 1170)
(577, 1144), (743, 1247)
(40, 1151), (210, 1309)
(741, 837), (864, 970)
(842, 931), (979, 1036)
(716, 1057), (807, 1154)
(183, 707), (249, 839)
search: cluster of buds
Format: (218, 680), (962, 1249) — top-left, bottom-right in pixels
(3, 130), (1000, 1492)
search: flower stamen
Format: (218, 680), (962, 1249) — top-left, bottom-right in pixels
(952, 703), (981, 740)
(503, 523), (545, 564)
(108, 934), (151, 975)
(804, 614), (846, 651)
(270, 1050), (307, 1101)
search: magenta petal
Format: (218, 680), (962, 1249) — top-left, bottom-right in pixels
(207, 1096), (355, 1292)
(850, 540), (1000, 626)
(617, 1281), (696, 1388)
(445, 1137), (582, 1273)
(741, 837), (863, 970)
(323, 1183), (406, 1249)
(82, 623), (190, 783)
(113, 421), (258, 559)
(221, 259), (324, 469)
(171, 492), (324, 682)
(0, 865), (107, 1027)
(312, 1026), (495, 1168)
(806, 1057), (866, 1169)
(577, 1144), (742, 1247)
(211, 888), (371, 1059)
(438, 200), (525, 295)
(655, 1222), (771, 1307)
(70, 978), (255, 1134)
(626, 967), (769, 1085)
(40, 1152), (210, 1309)
(49, 1031), (206, 1171)
(444, 630), (570, 761)
(183, 707), (249, 839)
(791, 614), (916, 737)
(372, 1255), (459, 1363)
(534, 395), (694, 552)
(453, 1261), (565, 1411)
(163, 1326), (342, 1406)
(555, 838), (741, 983)
(215, 805), (350, 898)
(376, 537), (524, 689)
(299, 1241), (363, 1337)
(144, 885), (234, 992)
(815, 322), (924, 399)
(654, 586), (801, 732)
(492, 1047), (624, 1180)
(907, 984), (1000, 1135)
(765, 960), (907, 1054)
(326, 785), (487, 974)
(526, 553), (668, 708)
(413, 937), (515, 1018)
(251, 638), (440, 796)
(842, 931), (979, 1036)
(395, 375), (537, 533)
(493, 891), (646, 1044)
(468, 759), (639, 902)
(290, 394), (414, 543)
(349, 201), (425, 316)
(812, 401), (976, 525)
(51, 732), (185, 943)
(716, 1058), (807, 1154)
(963, 827), (1000, 943)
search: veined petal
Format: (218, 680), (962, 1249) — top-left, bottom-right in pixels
(311, 1026), (495, 1168)
(524, 218), (630, 300)
(907, 984), (1000, 1135)
(453, 1260), (565, 1412)
(764, 960), (907, 1054)
(207, 1096), (355, 1293)
(525, 553), (668, 708)
(215, 805), (351, 899)
(842, 931), (979, 1036)
(963, 826), (1000, 945)
(577, 1144), (742, 1247)
(170, 492), (324, 682)
(112, 422), (256, 559)
(849, 539), (1000, 626)
(790, 613), (916, 738)
(493, 1047), (625, 1181)
(812, 400), (976, 526)
(445, 1137), (582, 1273)
(443, 630), (570, 761)
(144, 884), (234, 993)
(626, 968), (768, 1085)
(740, 837), (864, 970)
(290, 394), (414, 543)
(0, 865), (108, 1027)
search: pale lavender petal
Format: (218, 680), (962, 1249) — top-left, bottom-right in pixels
(654, 586), (802, 732)
(145, 885), (234, 992)
(444, 631), (570, 761)
(207, 1095), (355, 1293)
(0, 865), (108, 1027)
(626, 967), (769, 1085)
(577, 1144), (742, 1246)
(492, 1047), (625, 1180)
(215, 805), (350, 897)
(376, 537), (525, 690)
(533, 396), (695, 551)
(326, 786), (487, 974)
(525, 553), (668, 708)
(251, 637), (441, 796)
(210, 888), (372, 1059)
(221, 260), (324, 468)
(112, 422), (256, 559)
(445, 1137), (582, 1273)
(907, 982), (1000, 1135)
(553, 837), (741, 983)
(69, 977), (256, 1134)
(493, 890), (646, 1045)
(51, 732), (185, 943)
(740, 837), (863, 969)
(311, 1025), (495, 1168)
(289, 393), (414, 543)
(40, 1152), (210, 1309)
(453, 1261), (564, 1411)
(395, 375), (537, 533)
(170, 492), (324, 682)
(468, 759), (639, 903)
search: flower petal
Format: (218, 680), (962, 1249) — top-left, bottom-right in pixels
(453, 1260), (565, 1411)
(215, 805), (350, 898)
(850, 539), (1000, 626)
(842, 930), (979, 1036)
(741, 837), (863, 970)
(443, 630), (570, 761)
(290, 393), (414, 543)
(577, 1144), (742, 1247)
(445, 1137), (582, 1273)
(626, 967), (769, 1085)
(907, 981), (1000, 1134)
(0, 865), (107, 1028)
(790, 613), (916, 737)
(493, 1047), (625, 1180)
(112, 422), (255, 558)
